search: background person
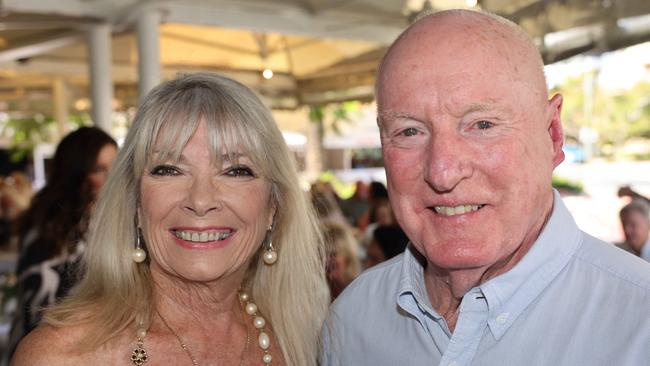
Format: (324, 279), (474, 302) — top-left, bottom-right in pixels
(322, 9), (650, 366)
(355, 181), (388, 231)
(3, 126), (117, 363)
(0, 171), (32, 249)
(617, 199), (650, 261)
(339, 180), (369, 227)
(11, 73), (329, 365)
(323, 222), (361, 300)
(363, 225), (408, 269)
(617, 185), (650, 206)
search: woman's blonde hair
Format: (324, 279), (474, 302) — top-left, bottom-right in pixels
(44, 72), (330, 365)
(323, 222), (361, 283)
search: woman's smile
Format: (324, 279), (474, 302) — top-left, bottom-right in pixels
(170, 227), (236, 250)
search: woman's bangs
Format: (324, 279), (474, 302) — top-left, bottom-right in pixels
(146, 102), (202, 167)
(204, 108), (268, 175)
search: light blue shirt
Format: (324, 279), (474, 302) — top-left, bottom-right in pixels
(322, 193), (650, 366)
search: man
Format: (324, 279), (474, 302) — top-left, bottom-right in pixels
(321, 9), (650, 366)
(618, 199), (650, 261)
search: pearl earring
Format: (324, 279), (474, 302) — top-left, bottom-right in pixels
(262, 226), (277, 265)
(132, 231), (147, 263)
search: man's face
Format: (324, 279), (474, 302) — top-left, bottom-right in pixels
(377, 22), (564, 272)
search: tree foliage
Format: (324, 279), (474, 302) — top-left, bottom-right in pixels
(552, 73), (650, 158)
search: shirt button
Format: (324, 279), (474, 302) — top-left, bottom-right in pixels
(496, 313), (509, 325)
(448, 362), (458, 366)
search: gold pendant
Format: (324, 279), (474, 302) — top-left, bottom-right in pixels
(131, 338), (148, 365)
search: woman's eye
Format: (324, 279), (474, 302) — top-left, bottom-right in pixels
(476, 120), (493, 130)
(149, 165), (181, 176)
(225, 165), (255, 178)
(400, 127), (419, 137)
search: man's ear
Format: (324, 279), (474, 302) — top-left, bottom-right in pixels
(547, 93), (565, 168)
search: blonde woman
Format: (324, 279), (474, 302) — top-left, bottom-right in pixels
(323, 222), (361, 299)
(12, 73), (329, 365)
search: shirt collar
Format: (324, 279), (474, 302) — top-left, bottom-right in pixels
(396, 190), (582, 339)
(397, 245), (441, 320)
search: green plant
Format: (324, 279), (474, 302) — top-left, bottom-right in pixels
(1, 115), (57, 161)
(0, 113), (90, 162)
(552, 175), (584, 194)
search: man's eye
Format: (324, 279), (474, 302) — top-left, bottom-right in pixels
(225, 165), (255, 177)
(476, 120), (493, 129)
(401, 127), (419, 137)
(150, 165), (180, 176)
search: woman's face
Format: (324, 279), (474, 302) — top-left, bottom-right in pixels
(138, 120), (275, 283)
(88, 143), (117, 199)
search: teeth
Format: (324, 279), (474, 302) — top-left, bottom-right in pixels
(174, 230), (232, 243)
(434, 204), (482, 216)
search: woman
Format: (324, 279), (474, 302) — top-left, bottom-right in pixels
(323, 222), (361, 300)
(11, 73), (329, 365)
(5, 126), (117, 361)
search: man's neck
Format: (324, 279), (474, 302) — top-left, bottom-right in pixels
(422, 233), (540, 332)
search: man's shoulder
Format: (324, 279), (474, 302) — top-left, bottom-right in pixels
(322, 254), (411, 365)
(574, 232), (650, 291)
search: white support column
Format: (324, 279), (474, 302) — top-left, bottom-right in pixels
(52, 76), (68, 138)
(136, 9), (162, 101)
(88, 23), (113, 133)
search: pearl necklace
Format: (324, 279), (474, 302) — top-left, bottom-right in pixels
(130, 291), (274, 365)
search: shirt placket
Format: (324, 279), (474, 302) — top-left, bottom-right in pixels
(438, 291), (489, 366)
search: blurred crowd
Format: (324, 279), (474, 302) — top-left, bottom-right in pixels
(310, 180), (410, 299)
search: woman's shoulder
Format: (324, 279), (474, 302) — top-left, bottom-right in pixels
(10, 323), (118, 365)
(11, 324), (90, 365)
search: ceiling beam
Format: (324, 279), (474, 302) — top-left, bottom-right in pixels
(0, 30), (84, 62)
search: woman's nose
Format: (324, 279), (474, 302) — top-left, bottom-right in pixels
(184, 176), (222, 216)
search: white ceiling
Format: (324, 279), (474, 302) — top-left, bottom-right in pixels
(0, 0), (649, 112)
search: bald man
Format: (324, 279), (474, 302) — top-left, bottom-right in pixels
(321, 10), (650, 366)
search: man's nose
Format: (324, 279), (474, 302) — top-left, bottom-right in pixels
(423, 133), (473, 193)
(184, 175), (222, 216)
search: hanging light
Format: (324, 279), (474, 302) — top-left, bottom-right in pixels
(262, 68), (274, 80)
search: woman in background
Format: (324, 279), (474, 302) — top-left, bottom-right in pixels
(4, 127), (117, 361)
(323, 222), (361, 299)
(364, 225), (409, 269)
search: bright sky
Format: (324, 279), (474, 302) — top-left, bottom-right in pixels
(545, 41), (650, 91)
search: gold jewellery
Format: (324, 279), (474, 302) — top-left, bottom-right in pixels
(130, 291), (274, 365)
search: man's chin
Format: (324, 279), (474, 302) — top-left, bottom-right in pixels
(416, 241), (499, 269)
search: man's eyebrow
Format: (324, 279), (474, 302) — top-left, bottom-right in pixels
(462, 102), (495, 114)
(376, 111), (415, 123)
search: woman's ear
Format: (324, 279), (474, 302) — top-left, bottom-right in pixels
(268, 205), (277, 230)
